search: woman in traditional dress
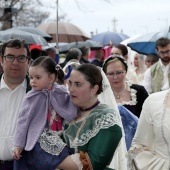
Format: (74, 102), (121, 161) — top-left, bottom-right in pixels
(102, 55), (148, 118)
(57, 64), (127, 170)
(128, 89), (170, 169)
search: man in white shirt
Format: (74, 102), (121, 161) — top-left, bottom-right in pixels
(0, 39), (31, 170)
(142, 37), (170, 94)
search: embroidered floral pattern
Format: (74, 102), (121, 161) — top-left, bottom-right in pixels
(69, 112), (120, 148)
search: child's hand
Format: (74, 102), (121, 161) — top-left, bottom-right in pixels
(13, 147), (23, 160)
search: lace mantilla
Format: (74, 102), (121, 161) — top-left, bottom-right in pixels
(38, 128), (66, 155)
(69, 112), (120, 148)
(121, 81), (137, 105)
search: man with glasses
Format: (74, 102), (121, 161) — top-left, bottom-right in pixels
(0, 39), (31, 170)
(142, 37), (170, 94)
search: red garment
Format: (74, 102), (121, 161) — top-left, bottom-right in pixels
(47, 109), (62, 131)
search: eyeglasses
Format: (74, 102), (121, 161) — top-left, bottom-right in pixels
(106, 71), (125, 77)
(3, 55), (29, 63)
(159, 50), (170, 56)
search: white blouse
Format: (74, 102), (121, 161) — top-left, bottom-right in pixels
(128, 89), (170, 170)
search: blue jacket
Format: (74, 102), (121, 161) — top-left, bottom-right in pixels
(14, 83), (77, 151)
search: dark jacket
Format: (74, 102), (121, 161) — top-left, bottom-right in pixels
(0, 73), (31, 92)
(123, 84), (148, 118)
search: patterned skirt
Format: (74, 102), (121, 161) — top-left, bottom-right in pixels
(14, 142), (72, 170)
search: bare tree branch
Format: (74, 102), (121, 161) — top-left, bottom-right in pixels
(0, 0), (49, 30)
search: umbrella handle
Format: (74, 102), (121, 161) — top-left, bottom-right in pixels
(55, 48), (60, 64)
(64, 65), (72, 80)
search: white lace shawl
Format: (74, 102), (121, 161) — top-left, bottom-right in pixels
(98, 68), (127, 170)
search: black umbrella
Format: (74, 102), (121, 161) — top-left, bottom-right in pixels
(0, 29), (48, 46)
(10, 27), (53, 41)
(59, 40), (103, 53)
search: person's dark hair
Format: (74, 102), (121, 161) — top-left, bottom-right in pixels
(156, 37), (170, 50)
(60, 48), (82, 68)
(94, 49), (104, 60)
(31, 48), (42, 60)
(113, 44), (128, 56)
(31, 56), (65, 84)
(74, 64), (103, 94)
(65, 48), (82, 61)
(1, 38), (31, 59)
(0, 43), (3, 56)
(102, 54), (128, 73)
(46, 47), (55, 53)
(80, 46), (90, 56)
(147, 53), (159, 59)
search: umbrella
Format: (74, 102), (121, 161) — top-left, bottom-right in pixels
(91, 31), (129, 46)
(10, 27), (53, 41)
(127, 30), (170, 55)
(59, 40), (103, 53)
(121, 34), (142, 45)
(37, 21), (90, 43)
(0, 29), (48, 46)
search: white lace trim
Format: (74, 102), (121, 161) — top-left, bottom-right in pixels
(121, 81), (137, 105)
(38, 128), (66, 155)
(70, 153), (83, 170)
(69, 112), (120, 148)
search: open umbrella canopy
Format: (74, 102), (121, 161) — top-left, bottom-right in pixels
(59, 40), (103, 53)
(127, 30), (170, 55)
(10, 27), (53, 41)
(37, 21), (89, 43)
(91, 31), (129, 46)
(0, 29), (48, 46)
(121, 34), (142, 45)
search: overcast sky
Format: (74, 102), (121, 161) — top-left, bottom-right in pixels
(42, 0), (169, 37)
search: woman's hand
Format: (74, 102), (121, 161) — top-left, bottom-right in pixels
(13, 147), (23, 160)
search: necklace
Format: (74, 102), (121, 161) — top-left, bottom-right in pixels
(114, 85), (126, 99)
(79, 100), (100, 112)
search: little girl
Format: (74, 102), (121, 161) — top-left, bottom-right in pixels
(13, 56), (77, 170)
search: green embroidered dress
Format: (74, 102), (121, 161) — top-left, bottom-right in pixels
(63, 104), (122, 170)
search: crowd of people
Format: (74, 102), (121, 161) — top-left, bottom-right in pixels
(0, 36), (170, 170)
